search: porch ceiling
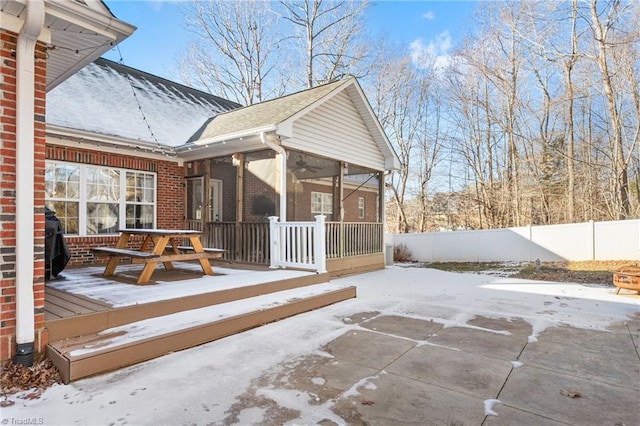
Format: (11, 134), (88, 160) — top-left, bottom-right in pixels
(0, 0), (135, 91)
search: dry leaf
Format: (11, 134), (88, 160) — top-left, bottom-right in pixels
(560, 389), (581, 398)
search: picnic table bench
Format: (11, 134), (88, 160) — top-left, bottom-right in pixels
(91, 229), (224, 285)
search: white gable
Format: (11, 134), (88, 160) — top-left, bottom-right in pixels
(284, 91), (386, 171)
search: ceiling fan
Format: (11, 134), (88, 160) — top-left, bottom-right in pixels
(292, 156), (321, 173)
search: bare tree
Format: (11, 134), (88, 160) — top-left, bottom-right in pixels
(180, 0), (282, 105)
(280, 0), (369, 88)
(587, 0), (631, 218)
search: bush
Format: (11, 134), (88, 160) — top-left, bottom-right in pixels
(393, 243), (412, 262)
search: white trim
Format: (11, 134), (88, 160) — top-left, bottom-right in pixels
(280, 79), (351, 127)
(191, 125), (278, 146)
(45, 0), (136, 40)
(46, 125), (182, 164)
(0, 12), (51, 43)
(346, 83), (401, 170)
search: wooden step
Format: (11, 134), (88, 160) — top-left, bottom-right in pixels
(46, 271), (330, 341)
(47, 283), (356, 383)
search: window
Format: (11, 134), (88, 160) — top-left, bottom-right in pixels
(358, 197), (365, 219)
(311, 192), (333, 218)
(45, 162), (80, 234)
(45, 161), (156, 235)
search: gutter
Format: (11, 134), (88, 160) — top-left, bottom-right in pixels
(45, 0), (136, 41)
(14, 0), (45, 366)
(189, 125), (278, 148)
(47, 125), (178, 158)
(260, 132), (287, 221)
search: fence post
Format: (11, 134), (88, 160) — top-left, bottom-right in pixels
(314, 215), (327, 273)
(268, 216), (280, 269)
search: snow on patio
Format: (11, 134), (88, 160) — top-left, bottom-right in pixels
(5, 266), (638, 425)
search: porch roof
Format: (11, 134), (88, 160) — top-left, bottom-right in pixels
(181, 78), (401, 171)
(186, 79), (345, 143)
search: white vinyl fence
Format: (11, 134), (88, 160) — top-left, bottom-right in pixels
(386, 219), (640, 262)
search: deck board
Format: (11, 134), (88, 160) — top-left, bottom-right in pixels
(45, 286), (110, 320)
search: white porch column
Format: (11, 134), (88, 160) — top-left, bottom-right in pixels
(314, 215), (327, 273)
(268, 216), (280, 269)
(260, 132), (287, 221)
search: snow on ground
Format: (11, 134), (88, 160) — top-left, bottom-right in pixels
(4, 266), (638, 425)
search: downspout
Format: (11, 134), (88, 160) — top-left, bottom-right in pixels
(260, 132), (287, 221)
(14, 0), (45, 366)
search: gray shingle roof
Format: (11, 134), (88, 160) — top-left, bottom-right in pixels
(188, 79), (349, 143)
(46, 58), (241, 147)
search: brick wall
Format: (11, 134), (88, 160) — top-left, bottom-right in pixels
(0, 30), (48, 362)
(45, 145), (184, 265)
(288, 181), (378, 222)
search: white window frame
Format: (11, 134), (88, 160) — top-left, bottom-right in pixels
(311, 191), (333, 216)
(358, 196), (365, 219)
(45, 160), (157, 236)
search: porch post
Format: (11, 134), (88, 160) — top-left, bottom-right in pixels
(260, 132), (286, 221)
(235, 153), (244, 222)
(268, 216), (280, 268)
(378, 171), (385, 223)
(338, 162), (345, 257)
(314, 215), (327, 273)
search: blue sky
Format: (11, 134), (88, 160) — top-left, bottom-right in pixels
(102, 0), (478, 81)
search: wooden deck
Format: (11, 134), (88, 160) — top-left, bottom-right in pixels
(45, 286), (111, 321)
(45, 262), (355, 383)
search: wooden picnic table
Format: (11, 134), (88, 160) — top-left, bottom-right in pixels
(91, 229), (224, 285)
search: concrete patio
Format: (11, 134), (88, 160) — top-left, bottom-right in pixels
(223, 312), (639, 425)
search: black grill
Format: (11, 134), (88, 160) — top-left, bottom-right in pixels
(45, 207), (70, 279)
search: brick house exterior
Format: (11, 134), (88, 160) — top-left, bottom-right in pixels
(1, 5), (397, 363)
(0, 29), (48, 362)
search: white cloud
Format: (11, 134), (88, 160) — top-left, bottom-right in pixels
(409, 31), (453, 71)
(422, 11), (435, 20)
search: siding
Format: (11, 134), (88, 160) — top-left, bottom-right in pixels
(286, 91), (386, 171)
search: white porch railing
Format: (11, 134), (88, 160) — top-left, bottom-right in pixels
(268, 215), (327, 273)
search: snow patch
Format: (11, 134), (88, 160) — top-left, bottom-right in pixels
(258, 387), (345, 425)
(311, 377), (326, 386)
(236, 407), (265, 424)
(342, 372), (384, 398)
(484, 399), (501, 416)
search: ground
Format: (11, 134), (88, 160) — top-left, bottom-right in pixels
(1, 262), (638, 425)
(423, 260), (633, 286)
(0, 260), (630, 400)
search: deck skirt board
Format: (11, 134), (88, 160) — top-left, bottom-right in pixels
(47, 286), (356, 383)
